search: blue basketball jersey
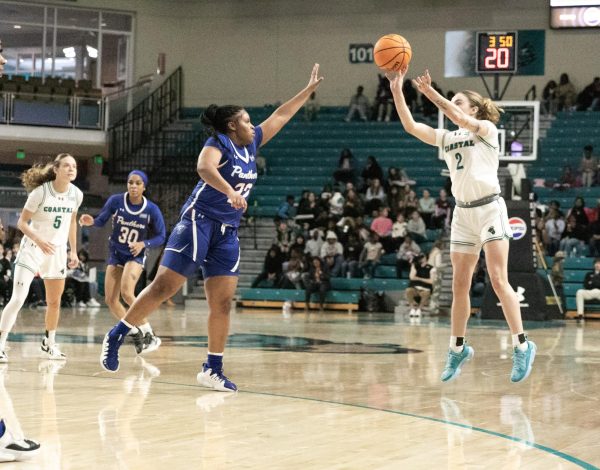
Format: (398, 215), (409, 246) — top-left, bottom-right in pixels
(179, 126), (262, 227)
(93, 193), (166, 256)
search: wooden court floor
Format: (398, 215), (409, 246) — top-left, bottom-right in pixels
(0, 305), (599, 469)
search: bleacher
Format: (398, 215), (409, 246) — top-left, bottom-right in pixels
(543, 256), (599, 318)
(530, 110), (600, 208)
(240, 106), (445, 217)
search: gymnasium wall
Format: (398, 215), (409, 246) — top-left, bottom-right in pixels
(26, 0), (599, 107)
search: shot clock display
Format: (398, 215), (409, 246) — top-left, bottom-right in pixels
(476, 32), (517, 73)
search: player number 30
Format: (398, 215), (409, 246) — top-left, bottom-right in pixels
(118, 226), (140, 244)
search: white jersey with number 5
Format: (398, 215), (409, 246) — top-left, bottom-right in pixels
(23, 181), (83, 246)
(434, 122), (501, 202)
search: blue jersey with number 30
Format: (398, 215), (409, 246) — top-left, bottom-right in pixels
(180, 126), (262, 227)
(93, 193), (166, 256)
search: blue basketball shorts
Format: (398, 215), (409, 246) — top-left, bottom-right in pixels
(161, 214), (240, 279)
(107, 246), (145, 267)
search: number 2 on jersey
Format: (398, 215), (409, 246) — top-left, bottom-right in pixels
(455, 153), (464, 171)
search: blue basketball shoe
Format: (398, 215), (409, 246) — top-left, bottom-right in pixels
(100, 323), (129, 372)
(510, 340), (536, 383)
(441, 345), (474, 382)
(196, 363), (237, 392)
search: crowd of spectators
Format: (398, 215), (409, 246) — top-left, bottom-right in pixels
(257, 150), (453, 309)
(542, 75), (600, 115)
(342, 75), (448, 123)
(535, 196), (600, 258)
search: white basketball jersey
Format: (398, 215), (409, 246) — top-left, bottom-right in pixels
(435, 123), (501, 202)
(23, 181), (83, 246)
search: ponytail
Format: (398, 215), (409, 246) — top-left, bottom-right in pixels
(200, 104), (243, 136)
(461, 90), (503, 124)
(21, 153), (73, 192)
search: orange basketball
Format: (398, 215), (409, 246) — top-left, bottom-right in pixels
(373, 34), (412, 72)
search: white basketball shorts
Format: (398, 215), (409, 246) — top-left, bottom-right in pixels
(450, 197), (513, 255)
(15, 239), (68, 279)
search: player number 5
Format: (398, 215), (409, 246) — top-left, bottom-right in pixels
(53, 215), (62, 229)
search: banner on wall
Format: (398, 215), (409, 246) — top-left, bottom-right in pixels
(444, 30), (545, 77)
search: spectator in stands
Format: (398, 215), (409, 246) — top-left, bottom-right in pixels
(589, 212), (600, 257)
(567, 196), (590, 227)
(370, 207), (393, 252)
(290, 234), (306, 258)
(387, 166), (416, 192)
(341, 233), (362, 278)
(0, 222), (9, 307)
(256, 152), (267, 176)
(403, 189), (419, 212)
(305, 229), (323, 259)
(421, 81), (444, 117)
(334, 148), (356, 185)
(387, 186), (403, 215)
(391, 212), (407, 250)
(345, 86), (369, 122)
(431, 190), (451, 231)
(66, 249), (100, 308)
(402, 79), (418, 113)
(273, 220), (293, 256)
(418, 189), (435, 227)
(251, 245), (283, 288)
(575, 258), (600, 320)
(544, 208), (565, 256)
(542, 80), (558, 115)
(329, 187), (344, 217)
(304, 257), (331, 312)
(555, 165), (578, 189)
(279, 248), (304, 290)
(0, 42), (6, 78)
(359, 232), (383, 279)
(559, 214), (588, 257)
(320, 231), (344, 277)
(407, 209), (427, 243)
(396, 234), (421, 278)
(304, 91), (320, 121)
(579, 145), (597, 188)
(342, 188), (363, 218)
(551, 250), (566, 310)
(375, 74), (394, 122)
(428, 239), (445, 271)
(576, 77), (600, 111)
(277, 195), (296, 220)
(354, 216), (371, 243)
(365, 177), (386, 215)
(361, 156), (384, 191)
(405, 253), (435, 317)
(556, 73), (577, 111)
(297, 191), (319, 227)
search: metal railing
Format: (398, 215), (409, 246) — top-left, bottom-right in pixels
(0, 91), (104, 129)
(108, 67), (182, 170)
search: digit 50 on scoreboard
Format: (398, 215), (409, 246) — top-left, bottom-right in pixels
(476, 32), (517, 73)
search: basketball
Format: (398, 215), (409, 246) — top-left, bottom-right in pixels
(373, 34), (412, 72)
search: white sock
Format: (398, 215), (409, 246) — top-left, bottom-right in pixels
(139, 323), (152, 335)
(449, 336), (464, 353)
(121, 319), (139, 335)
(207, 351), (223, 357)
(47, 330), (56, 346)
(0, 332), (7, 351)
(512, 334), (529, 351)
